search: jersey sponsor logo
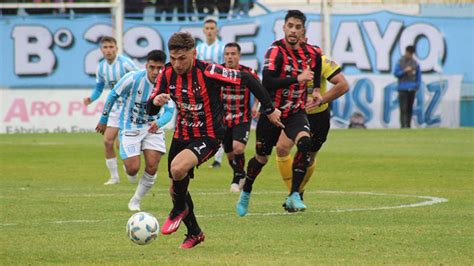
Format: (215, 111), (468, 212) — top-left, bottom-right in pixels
(176, 102), (203, 111)
(225, 113), (243, 121)
(222, 94), (245, 100)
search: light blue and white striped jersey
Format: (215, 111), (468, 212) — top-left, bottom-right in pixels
(100, 70), (175, 131)
(89, 54), (139, 105)
(196, 39), (225, 64)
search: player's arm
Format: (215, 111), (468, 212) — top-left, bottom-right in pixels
(205, 64), (283, 128)
(84, 67), (105, 105)
(96, 73), (134, 134)
(146, 69), (169, 115)
(321, 72), (349, 105)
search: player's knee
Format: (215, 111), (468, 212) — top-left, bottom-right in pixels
(255, 154), (268, 165)
(233, 146), (245, 155)
(145, 165), (157, 175)
(170, 164), (187, 180)
(296, 136), (312, 154)
(126, 165), (140, 176)
(103, 138), (115, 148)
(275, 144), (290, 157)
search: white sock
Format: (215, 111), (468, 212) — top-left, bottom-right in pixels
(214, 146), (224, 163)
(105, 158), (119, 179)
(132, 171), (156, 201)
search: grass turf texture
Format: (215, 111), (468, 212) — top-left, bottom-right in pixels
(1, 129), (473, 264)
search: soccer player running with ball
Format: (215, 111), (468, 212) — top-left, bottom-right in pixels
(84, 36), (139, 185)
(221, 42), (261, 193)
(147, 32), (282, 249)
(236, 10), (322, 216)
(96, 50), (174, 212)
(276, 30), (349, 212)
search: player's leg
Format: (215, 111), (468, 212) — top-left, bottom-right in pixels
(231, 122), (251, 191)
(103, 126), (120, 185)
(237, 117), (279, 216)
(275, 131), (295, 192)
(162, 138), (219, 243)
(284, 112), (312, 211)
(128, 131), (166, 211)
(299, 110), (331, 195)
(209, 146), (224, 168)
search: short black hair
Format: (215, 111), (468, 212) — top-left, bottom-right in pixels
(285, 10), (306, 25)
(204, 19), (217, 26)
(147, 50), (166, 62)
(224, 42), (241, 53)
(406, 45), (416, 54)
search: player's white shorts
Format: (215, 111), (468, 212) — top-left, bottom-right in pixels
(119, 128), (166, 159)
(106, 107), (121, 128)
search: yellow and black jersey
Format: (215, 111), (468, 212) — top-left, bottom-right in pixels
(307, 55), (342, 114)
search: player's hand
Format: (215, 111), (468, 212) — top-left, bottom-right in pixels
(297, 67), (314, 84)
(153, 93), (170, 106)
(306, 90), (323, 111)
(95, 123), (107, 135)
(404, 66), (413, 73)
(83, 97), (92, 106)
(266, 109), (284, 128)
(251, 103), (260, 119)
(148, 121), (159, 133)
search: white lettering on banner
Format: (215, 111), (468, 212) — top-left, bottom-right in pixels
(220, 23), (259, 70)
(8, 17), (448, 80)
(399, 23), (445, 72)
(84, 24), (113, 75)
(330, 75), (462, 129)
(123, 27), (163, 62)
(12, 26), (56, 75)
(363, 21), (403, 71)
(332, 22), (372, 71)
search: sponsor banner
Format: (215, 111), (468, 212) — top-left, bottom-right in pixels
(0, 74), (461, 133)
(0, 11), (473, 87)
(331, 74), (462, 128)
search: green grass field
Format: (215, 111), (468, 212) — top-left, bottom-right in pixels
(1, 129), (473, 265)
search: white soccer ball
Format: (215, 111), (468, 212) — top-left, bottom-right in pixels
(126, 212), (159, 245)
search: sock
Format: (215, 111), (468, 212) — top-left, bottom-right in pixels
(183, 192), (201, 236)
(231, 153), (246, 184)
(214, 146), (224, 163)
(243, 157), (265, 193)
(299, 159), (316, 193)
(105, 158), (119, 179)
(131, 171), (156, 201)
(276, 154), (293, 192)
(172, 177), (189, 211)
(291, 137), (311, 193)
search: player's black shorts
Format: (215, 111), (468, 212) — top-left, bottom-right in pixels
(255, 109), (310, 156)
(167, 137), (220, 179)
(222, 122), (251, 153)
(307, 109), (331, 152)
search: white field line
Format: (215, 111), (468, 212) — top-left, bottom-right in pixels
(0, 190), (448, 227)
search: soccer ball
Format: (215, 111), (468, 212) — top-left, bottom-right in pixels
(126, 212), (159, 245)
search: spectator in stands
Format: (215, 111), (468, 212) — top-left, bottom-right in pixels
(215, 0), (231, 20)
(155, 0), (174, 21)
(233, 0), (254, 17)
(125, 0), (147, 19)
(195, 0), (214, 21)
(394, 45), (421, 129)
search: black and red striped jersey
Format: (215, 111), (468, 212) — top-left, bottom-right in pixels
(221, 64), (259, 127)
(149, 59), (244, 141)
(263, 39), (322, 118)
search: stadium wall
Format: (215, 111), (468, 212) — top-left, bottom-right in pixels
(1, 9), (473, 133)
